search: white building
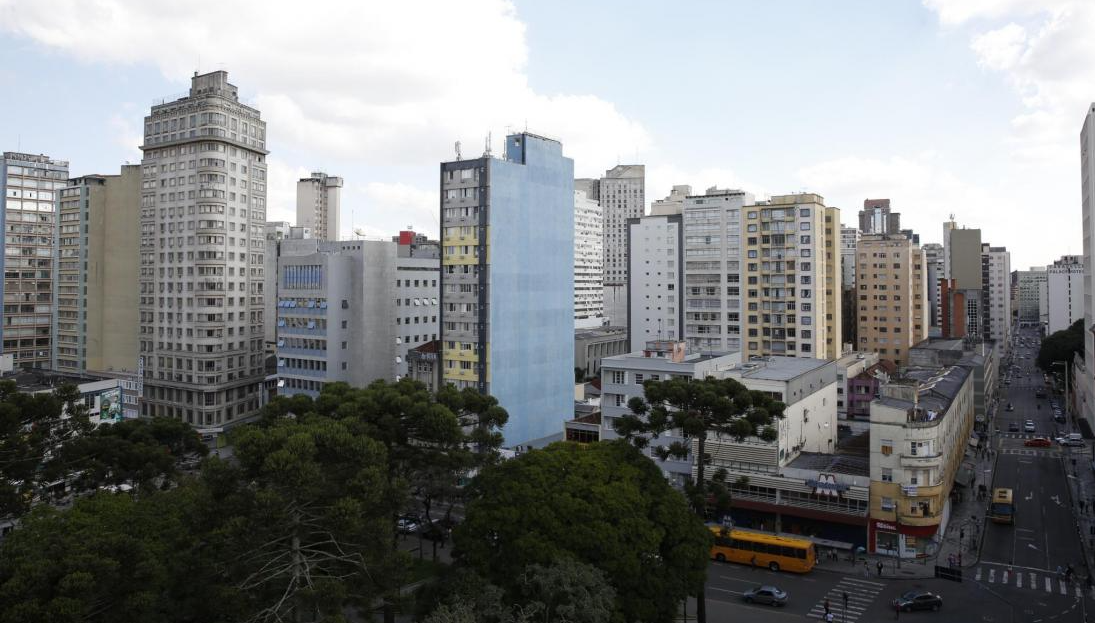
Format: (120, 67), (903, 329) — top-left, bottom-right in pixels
(1083, 104), (1095, 430)
(1047, 255), (1084, 334)
(296, 171), (343, 241)
(627, 214), (682, 351)
(138, 70), (268, 427)
(276, 236), (439, 398)
(574, 189), (605, 328)
(981, 244), (1011, 348)
(650, 184), (691, 216)
(681, 187), (754, 353)
(600, 165), (645, 327)
(1017, 268), (1047, 328)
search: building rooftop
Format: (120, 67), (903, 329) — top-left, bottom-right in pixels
(3, 369), (110, 393)
(787, 451), (870, 477)
(722, 356), (830, 382)
(878, 365), (971, 422)
(574, 326), (627, 341)
(601, 349), (732, 373)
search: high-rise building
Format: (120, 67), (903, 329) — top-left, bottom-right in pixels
(574, 189), (604, 328)
(841, 225), (860, 350)
(1047, 255), (1084, 334)
(854, 233), (928, 366)
(941, 218), (982, 338)
(1082, 104), (1095, 430)
(980, 244), (1011, 347)
(296, 172), (342, 241)
(681, 187), (753, 353)
(741, 194), (842, 360)
(1, 152), (69, 369)
(627, 214), (683, 351)
(439, 132), (574, 446)
(275, 236), (439, 397)
(599, 165), (645, 327)
(52, 167), (140, 374)
(1016, 268), (1047, 328)
(859, 198), (901, 235)
(139, 71), (268, 427)
(263, 221), (292, 352)
(650, 185), (691, 216)
(922, 243), (944, 331)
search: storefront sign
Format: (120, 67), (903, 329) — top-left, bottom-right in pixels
(875, 521), (897, 531)
(807, 473), (850, 497)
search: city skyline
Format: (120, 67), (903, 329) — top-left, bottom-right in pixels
(0, 0), (1090, 270)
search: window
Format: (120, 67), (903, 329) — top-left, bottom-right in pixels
(881, 468), (893, 482)
(610, 370), (625, 384)
(634, 373), (645, 385)
(881, 439), (893, 455)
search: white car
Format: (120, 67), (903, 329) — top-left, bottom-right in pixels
(1023, 421), (1036, 433)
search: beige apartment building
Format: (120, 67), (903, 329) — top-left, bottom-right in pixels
(741, 193), (841, 360)
(855, 233), (928, 366)
(52, 167), (140, 374)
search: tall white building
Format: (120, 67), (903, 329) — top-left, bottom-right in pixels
(981, 244), (1011, 347)
(296, 171), (343, 241)
(627, 213), (682, 351)
(1081, 104), (1095, 430)
(681, 187), (753, 353)
(1047, 255), (1084, 334)
(139, 71), (268, 427)
(600, 165), (645, 327)
(574, 189), (604, 328)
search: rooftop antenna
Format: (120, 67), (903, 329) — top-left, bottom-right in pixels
(484, 132), (492, 157)
(454, 141), (462, 161)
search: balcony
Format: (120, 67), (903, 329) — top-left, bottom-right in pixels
(899, 452), (943, 468)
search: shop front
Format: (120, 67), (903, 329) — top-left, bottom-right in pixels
(868, 518), (943, 559)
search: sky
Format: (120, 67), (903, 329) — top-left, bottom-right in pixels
(0, 0), (1090, 271)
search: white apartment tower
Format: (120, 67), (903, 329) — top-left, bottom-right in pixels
(139, 71), (268, 427)
(627, 214), (682, 351)
(981, 244), (1011, 346)
(1083, 104), (1095, 432)
(600, 165), (645, 327)
(681, 187), (754, 353)
(296, 172), (343, 241)
(574, 189), (605, 328)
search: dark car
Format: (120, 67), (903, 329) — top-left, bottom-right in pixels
(743, 585), (787, 607)
(1006, 403), (1014, 412)
(1008, 422), (1020, 432)
(893, 590), (943, 612)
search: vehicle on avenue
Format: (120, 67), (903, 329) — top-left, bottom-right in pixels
(893, 589), (943, 612)
(742, 585), (788, 606)
(709, 526), (817, 573)
(988, 488), (1015, 524)
(1006, 403), (1014, 412)
(1025, 437), (1053, 448)
(1024, 420), (1036, 433)
(1058, 437), (1086, 448)
(397, 515), (420, 534)
(1008, 422), (1020, 432)
(1055, 414), (1067, 424)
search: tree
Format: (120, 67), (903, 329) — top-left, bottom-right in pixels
(455, 441), (709, 623)
(613, 376), (785, 623)
(1038, 319), (1084, 371)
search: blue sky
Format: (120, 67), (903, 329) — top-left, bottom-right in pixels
(0, 0), (1090, 270)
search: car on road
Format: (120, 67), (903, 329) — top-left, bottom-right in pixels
(743, 585), (787, 607)
(397, 515), (420, 534)
(1058, 437), (1086, 448)
(1008, 422), (1020, 432)
(1024, 437), (1052, 448)
(1024, 420), (1036, 433)
(893, 590), (943, 612)
(1055, 414), (1067, 423)
(1006, 403), (1014, 412)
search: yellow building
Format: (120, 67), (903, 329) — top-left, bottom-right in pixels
(741, 194), (841, 360)
(855, 233), (929, 366)
(868, 365), (974, 558)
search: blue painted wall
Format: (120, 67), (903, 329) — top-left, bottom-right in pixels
(488, 134), (574, 446)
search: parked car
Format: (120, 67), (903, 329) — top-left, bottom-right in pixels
(893, 590), (943, 612)
(1008, 422), (1020, 432)
(397, 515), (420, 534)
(1058, 437), (1086, 448)
(1024, 421), (1036, 433)
(743, 585), (787, 607)
(1025, 437), (1052, 448)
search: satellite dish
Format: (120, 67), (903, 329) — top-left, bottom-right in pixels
(353, 228), (367, 239)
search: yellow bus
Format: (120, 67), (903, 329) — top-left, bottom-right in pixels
(988, 488), (1014, 524)
(709, 526), (818, 573)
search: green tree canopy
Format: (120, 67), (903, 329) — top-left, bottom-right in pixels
(454, 441), (709, 623)
(1037, 318), (1084, 371)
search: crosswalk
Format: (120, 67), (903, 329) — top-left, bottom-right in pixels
(999, 448), (1063, 457)
(974, 566), (1087, 597)
(806, 576), (885, 622)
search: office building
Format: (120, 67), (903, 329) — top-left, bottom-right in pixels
(868, 364), (974, 558)
(439, 132), (574, 446)
(859, 198), (901, 235)
(922, 243), (944, 331)
(681, 187), (753, 353)
(627, 213), (683, 351)
(263, 221), (291, 351)
(1016, 268), (1047, 328)
(650, 184), (691, 216)
(1047, 255), (1084, 334)
(842, 226), (860, 350)
(980, 244), (1011, 347)
(52, 167), (140, 375)
(296, 171), (342, 241)
(741, 194), (842, 360)
(407, 340), (440, 393)
(599, 164), (645, 327)
(574, 326), (627, 378)
(940, 219), (982, 338)
(1, 152), (69, 368)
(1082, 104), (1095, 430)
(276, 236), (439, 397)
(854, 233), (928, 366)
(138, 70), (268, 426)
(574, 189), (605, 328)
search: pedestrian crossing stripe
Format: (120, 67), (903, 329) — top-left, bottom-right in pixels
(1017, 572), (1022, 588)
(977, 567), (1078, 596)
(1045, 577), (1052, 592)
(806, 577), (886, 623)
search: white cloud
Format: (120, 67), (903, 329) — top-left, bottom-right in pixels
(264, 158), (309, 225)
(107, 107), (142, 164)
(352, 182), (439, 240)
(0, 0), (650, 170)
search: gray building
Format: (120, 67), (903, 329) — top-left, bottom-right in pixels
(1, 152), (69, 369)
(907, 338), (998, 428)
(139, 71), (268, 427)
(574, 326), (627, 378)
(276, 236), (439, 398)
(600, 164), (645, 327)
(296, 172), (342, 241)
(943, 219), (984, 337)
(1017, 268), (1047, 327)
(922, 243), (944, 331)
(859, 198), (901, 234)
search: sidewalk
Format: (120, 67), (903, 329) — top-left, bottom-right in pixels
(1061, 445), (1095, 583)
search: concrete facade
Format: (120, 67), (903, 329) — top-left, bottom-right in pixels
(627, 214), (683, 351)
(942, 220), (983, 338)
(600, 165), (645, 327)
(574, 326), (627, 377)
(981, 244), (1011, 348)
(1, 152), (69, 369)
(1017, 268), (1048, 327)
(923, 242), (944, 331)
(835, 351), (881, 418)
(52, 166), (140, 376)
(296, 171), (342, 241)
(574, 189), (605, 328)
(1047, 255), (1084, 334)
(650, 184), (691, 216)
(138, 71), (267, 427)
(854, 233), (929, 366)
(439, 133), (574, 447)
(1083, 104), (1095, 431)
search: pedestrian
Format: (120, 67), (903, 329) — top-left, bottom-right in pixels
(877, 560), (884, 577)
(824, 597), (830, 614)
(864, 560), (870, 578)
(750, 555), (757, 569)
(825, 612), (834, 623)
